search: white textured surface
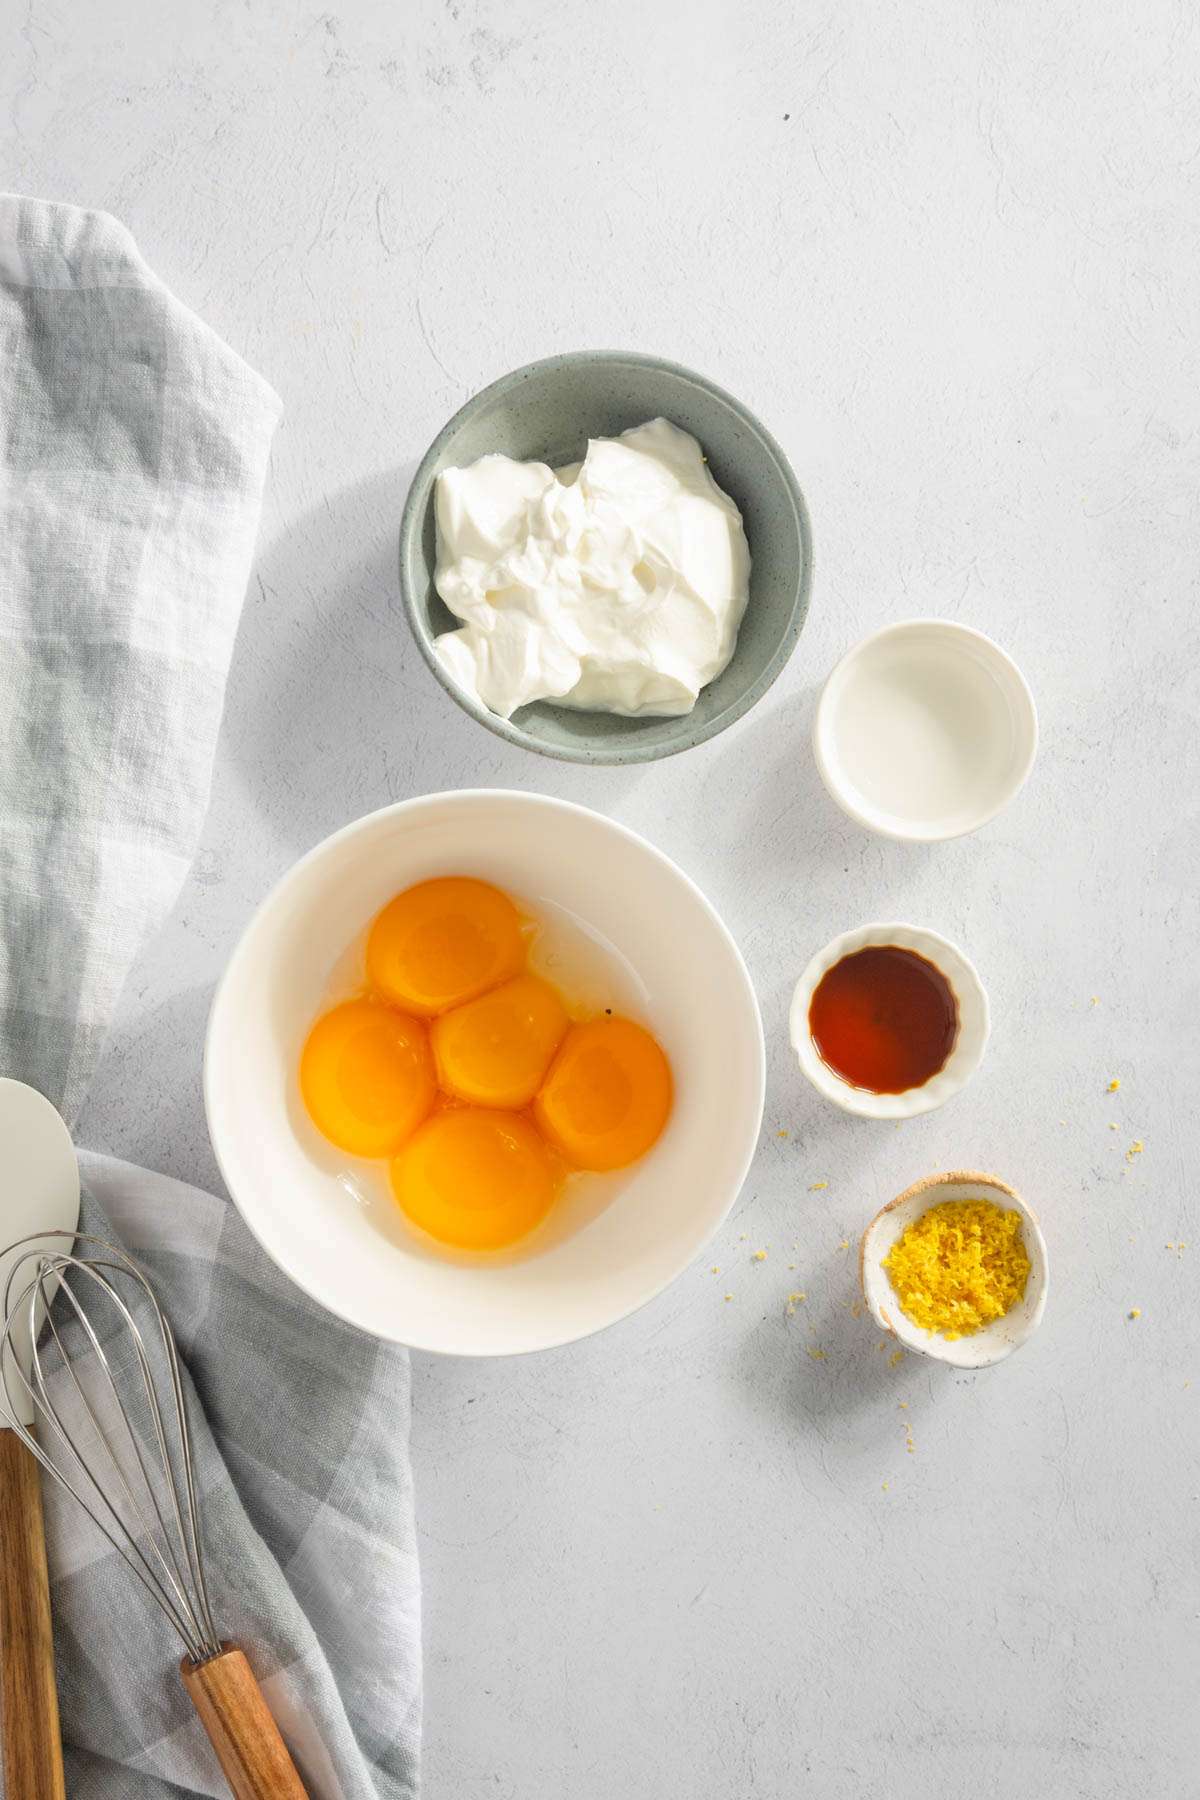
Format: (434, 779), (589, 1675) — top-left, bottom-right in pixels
(5, 1), (1198, 1794)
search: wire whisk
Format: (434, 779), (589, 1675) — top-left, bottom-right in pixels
(1, 1231), (219, 1662)
(0, 1230), (308, 1799)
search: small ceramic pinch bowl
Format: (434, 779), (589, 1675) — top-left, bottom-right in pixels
(860, 1171), (1049, 1367)
(789, 922), (989, 1119)
(205, 790), (765, 1357)
(399, 350), (813, 765)
(813, 618), (1037, 840)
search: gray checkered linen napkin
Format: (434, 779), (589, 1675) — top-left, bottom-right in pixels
(1, 197), (420, 1798)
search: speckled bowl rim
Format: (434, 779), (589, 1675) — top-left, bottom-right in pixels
(397, 349), (814, 766)
(859, 1170), (1049, 1367)
(788, 922), (990, 1118)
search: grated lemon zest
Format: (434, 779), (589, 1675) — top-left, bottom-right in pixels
(882, 1199), (1030, 1341)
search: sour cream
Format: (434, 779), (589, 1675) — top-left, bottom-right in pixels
(432, 418), (751, 719)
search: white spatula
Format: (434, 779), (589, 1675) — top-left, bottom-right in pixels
(0, 1078), (80, 1800)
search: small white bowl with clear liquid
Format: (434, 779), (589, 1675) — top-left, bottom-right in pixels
(813, 619), (1037, 841)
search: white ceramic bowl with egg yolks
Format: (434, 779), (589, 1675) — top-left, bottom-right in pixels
(204, 790), (765, 1356)
(813, 619), (1037, 841)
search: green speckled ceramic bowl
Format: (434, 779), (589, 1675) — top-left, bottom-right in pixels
(398, 351), (813, 764)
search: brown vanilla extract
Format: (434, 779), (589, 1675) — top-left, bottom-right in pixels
(808, 946), (958, 1094)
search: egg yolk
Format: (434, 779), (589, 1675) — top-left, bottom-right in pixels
(301, 998), (435, 1156)
(535, 1015), (672, 1171)
(366, 877), (524, 1016)
(432, 973), (568, 1109)
(391, 1108), (561, 1250)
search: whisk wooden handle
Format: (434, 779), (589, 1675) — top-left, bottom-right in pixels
(0, 1426), (66, 1800)
(181, 1646), (308, 1799)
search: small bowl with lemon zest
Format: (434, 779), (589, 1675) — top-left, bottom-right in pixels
(860, 1171), (1048, 1368)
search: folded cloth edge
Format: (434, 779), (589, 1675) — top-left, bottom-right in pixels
(0, 191), (283, 423)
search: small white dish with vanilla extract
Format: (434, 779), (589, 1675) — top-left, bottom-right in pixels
(790, 922), (989, 1119)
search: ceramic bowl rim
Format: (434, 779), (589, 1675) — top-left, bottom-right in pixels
(788, 921), (990, 1118)
(203, 788), (767, 1354)
(859, 1169), (1049, 1366)
(397, 348), (814, 766)
(812, 617), (1039, 841)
